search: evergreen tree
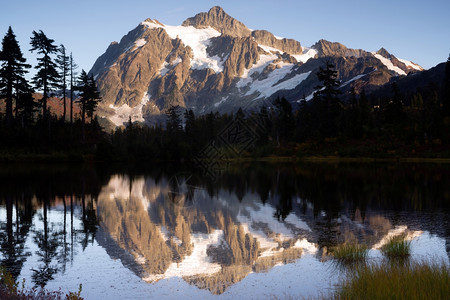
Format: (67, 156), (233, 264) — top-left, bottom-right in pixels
(14, 77), (36, 127)
(273, 97), (294, 143)
(443, 54), (450, 118)
(184, 109), (196, 137)
(166, 105), (182, 133)
(85, 74), (101, 123)
(383, 82), (404, 124)
(29, 30), (59, 120)
(0, 26), (30, 125)
(315, 61), (342, 136)
(69, 53), (78, 128)
(56, 44), (69, 121)
(76, 70), (101, 140)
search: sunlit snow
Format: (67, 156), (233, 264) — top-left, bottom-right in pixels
(292, 47), (318, 64)
(373, 53), (406, 76)
(141, 20), (224, 72)
(397, 58), (422, 71)
(246, 68), (311, 98)
(237, 54), (278, 87)
(109, 92), (150, 126)
(258, 44), (317, 64)
(159, 57), (182, 76)
(134, 38), (147, 49)
(340, 74), (367, 87)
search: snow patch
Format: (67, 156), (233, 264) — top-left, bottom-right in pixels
(142, 21), (224, 72)
(159, 57), (182, 76)
(214, 96), (229, 107)
(109, 92), (150, 126)
(397, 58), (422, 71)
(373, 53), (406, 76)
(340, 74), (367, 87)
(259, 44), (283, 54)
(134, 38), (147, 48)
(246, 67), (311, 98)
(237, 54), (278, 88)
(292, 47), (318, 64)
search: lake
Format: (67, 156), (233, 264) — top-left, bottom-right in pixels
(0, 162), (449, 299)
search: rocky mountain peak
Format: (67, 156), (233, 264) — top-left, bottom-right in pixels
(376, 47), (392, 59)
(182, 6), (251, 37)
(313, 39), (369, 58)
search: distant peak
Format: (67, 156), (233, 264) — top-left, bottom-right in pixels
(376, 47), (392, 58)
(182, 6), (251, 37)
(209, 6), (225, 15)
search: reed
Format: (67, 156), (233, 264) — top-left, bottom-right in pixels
(330, 243), (368, 265)
(381, 234), (411, 260)
(335, 262), (449, 300)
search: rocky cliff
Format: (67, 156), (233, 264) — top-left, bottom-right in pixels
(90, 6), (423, 127)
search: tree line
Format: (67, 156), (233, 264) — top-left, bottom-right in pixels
(0, 26), (102, 152)
(1, 24), (450, 161)
(104, 58), (450, 161)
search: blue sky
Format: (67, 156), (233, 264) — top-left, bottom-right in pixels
(1, 0), (449, 76)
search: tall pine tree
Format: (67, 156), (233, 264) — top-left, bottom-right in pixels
(56, 44), (69, 121)
(29, 30), (58, 120)
(76, 70), (101, 140)
(69, 52), (78, 128)
(443, 54), (450, 118)
(0, 26), (30, 125)
(315, 61), (342, 137)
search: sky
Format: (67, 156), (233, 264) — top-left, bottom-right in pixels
(1, 0), (449, 77)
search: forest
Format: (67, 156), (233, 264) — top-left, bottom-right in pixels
(1, 26), (450, 163)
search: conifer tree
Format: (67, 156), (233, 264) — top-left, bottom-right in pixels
(14, 77), (36, 127)
(29, 30), (59, 120)
(384, 82), (404, 124)
(443, 54), (450, 118)
(76, 70), (101, 140)
(166, 105), (182, 133)
(85, 74), (101, 123)
(0, 26), (30, 125)
(56, 44), (69, 121)
(69, 52), (78, 127)
(315, 61), (342, 136)
(184, 109), (196, 136)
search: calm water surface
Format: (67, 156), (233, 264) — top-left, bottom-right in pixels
(0, 162), (449, 299)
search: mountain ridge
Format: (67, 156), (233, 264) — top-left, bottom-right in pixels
(89, 6), (424, 127)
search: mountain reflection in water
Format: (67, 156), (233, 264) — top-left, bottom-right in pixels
(0, 163), (449, 298)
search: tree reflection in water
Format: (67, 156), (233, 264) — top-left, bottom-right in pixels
(0, 162), (448, 293)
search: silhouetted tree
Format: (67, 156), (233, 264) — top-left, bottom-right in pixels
(69, 52), (78, 128)
(383, 82), (404, 124)
(0, 26), (30, 125)
(443, 54), (450, 118)
(273, 97), (294, 143)
(14, 77), (36, 127)
(315, 61), (342, 136)
(76, 70), (101, 140)
(166, 105), (182, 133)
(30, 30), (59, 119)
(56, 44), (69, 121)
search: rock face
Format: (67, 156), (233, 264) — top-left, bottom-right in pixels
(182, 6), (251, 37)
(90, 6), (424, 127)
(313, 39), (370, 58)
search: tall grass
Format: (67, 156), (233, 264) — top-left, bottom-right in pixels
(330, 243), (368, 265)
(0, 266), (83, 300)
(381, 234), (411, 260)
(335, 262), (449, 300)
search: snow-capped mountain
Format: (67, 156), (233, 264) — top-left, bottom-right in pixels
(90, 6), (423, 126)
